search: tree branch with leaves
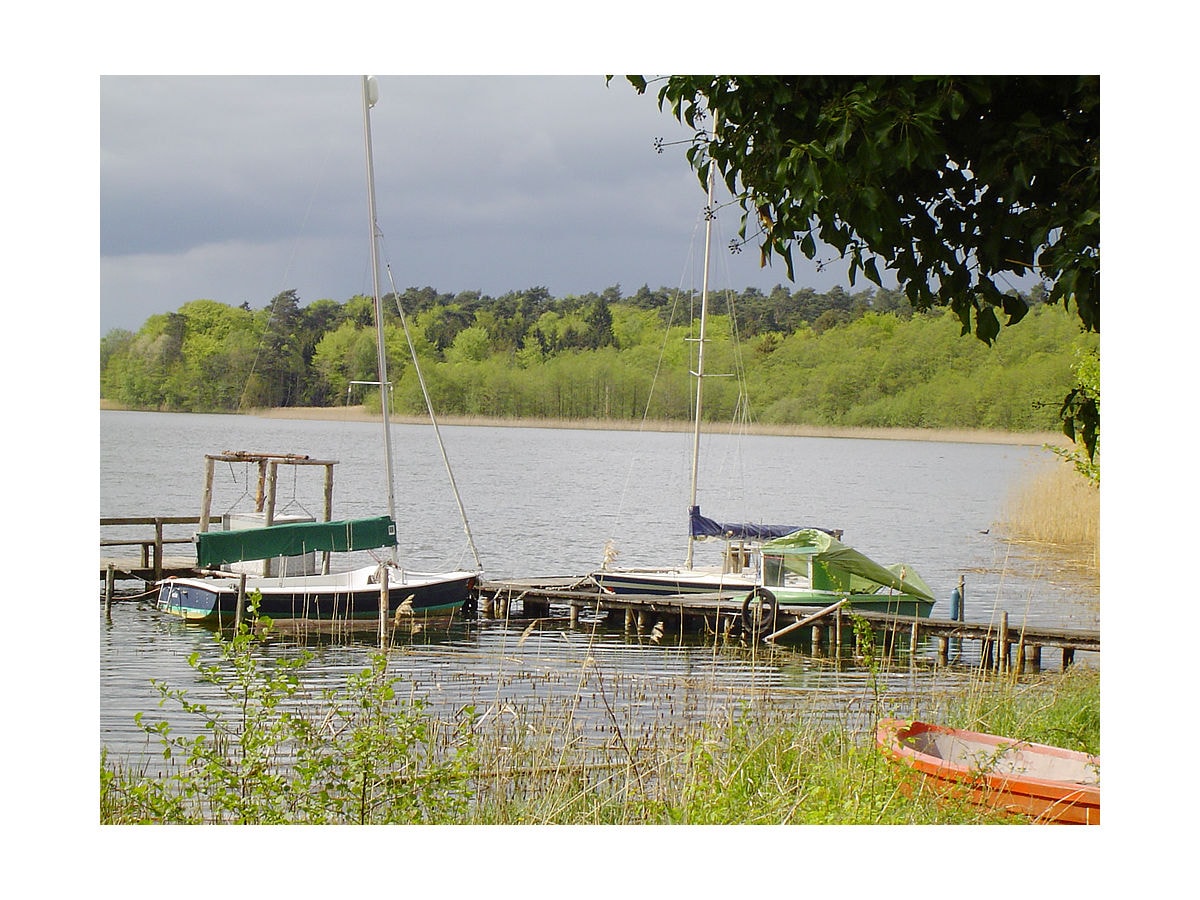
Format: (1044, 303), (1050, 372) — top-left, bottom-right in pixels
(620, 75), (1099, 459)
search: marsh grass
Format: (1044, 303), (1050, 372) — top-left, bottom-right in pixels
(100, 600), (1098, 825)
(1001, 454), (1099, 570)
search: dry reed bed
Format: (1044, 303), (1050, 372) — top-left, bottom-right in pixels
(1001, 458), (1099, 571)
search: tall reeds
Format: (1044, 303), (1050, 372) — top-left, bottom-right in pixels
(1002, 453), (1099, 569)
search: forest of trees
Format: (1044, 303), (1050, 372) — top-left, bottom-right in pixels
(100, 282), (1096, 433)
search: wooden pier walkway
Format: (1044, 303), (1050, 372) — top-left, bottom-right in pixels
(101, 516), (202, 584)
(474, 578), (1099, 673)
(99, 517), (1098, 671)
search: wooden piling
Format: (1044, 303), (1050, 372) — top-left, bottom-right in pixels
(199, 457), (216, 533)
(235, 573), (247, 632)
(105, 564), (115, 619)
(999, 611), (1010, 673)
(378, 565), (389, 649)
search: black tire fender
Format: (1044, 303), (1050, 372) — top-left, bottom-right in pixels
(741, 586), (777, 639)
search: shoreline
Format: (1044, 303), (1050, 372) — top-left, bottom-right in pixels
(100, 400), (1067, 447)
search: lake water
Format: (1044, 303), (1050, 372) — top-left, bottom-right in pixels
(98, 409), (1099, 763)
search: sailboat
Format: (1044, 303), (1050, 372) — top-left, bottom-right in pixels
(591, 122), (833, 598)
(157, 76), (480, 625)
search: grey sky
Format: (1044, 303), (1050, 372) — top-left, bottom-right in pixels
(100, 75), (860, 334)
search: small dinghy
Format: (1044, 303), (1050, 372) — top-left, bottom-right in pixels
(876, 718), (1100, 824)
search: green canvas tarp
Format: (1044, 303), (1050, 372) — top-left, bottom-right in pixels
(195, 516), (397, 568)
(762, 528), (936, 602)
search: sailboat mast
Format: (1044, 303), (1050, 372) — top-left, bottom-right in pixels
(362, 75), (399, 564)
(685, 121), (719, 569)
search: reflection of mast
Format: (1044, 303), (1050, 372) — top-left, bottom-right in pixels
(362, 74), (398, 565)
(685, 117), (718, 570)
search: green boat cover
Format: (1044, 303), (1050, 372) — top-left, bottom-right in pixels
(195, 516), (397, 567)
(762, 529), (935, 602)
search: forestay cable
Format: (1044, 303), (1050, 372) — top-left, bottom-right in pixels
(380, 257), (482, 572)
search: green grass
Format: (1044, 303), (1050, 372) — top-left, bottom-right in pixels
(100, 603), (1098, 825)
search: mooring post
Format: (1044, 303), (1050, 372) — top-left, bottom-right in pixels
(105, 563), (115, 619)
(264, 463), (279, 577)
(235, 573), (247, 632)
(378, 565), (389, 650)
(153, 517), (165, 582)
(834, 610), (843, 661)
(199, 456), (216, 533)
(999, 611), (1010, 673)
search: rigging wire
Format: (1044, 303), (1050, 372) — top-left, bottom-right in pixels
(376, 238), (482, 572)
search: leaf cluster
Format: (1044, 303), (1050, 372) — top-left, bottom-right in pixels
(634, 76), (1099, 347)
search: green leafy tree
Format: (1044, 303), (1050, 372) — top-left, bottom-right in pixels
(621, 75), (1099, 457)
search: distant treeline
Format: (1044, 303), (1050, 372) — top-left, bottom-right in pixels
(100, 283), (1096, 431)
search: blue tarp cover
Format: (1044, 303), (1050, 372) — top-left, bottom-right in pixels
(689, 505), (830, 541)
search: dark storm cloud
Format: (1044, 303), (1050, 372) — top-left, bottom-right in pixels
(100, 75), (846, 333)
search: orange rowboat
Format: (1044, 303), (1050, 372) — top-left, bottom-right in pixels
(876, 719), (1100, 825)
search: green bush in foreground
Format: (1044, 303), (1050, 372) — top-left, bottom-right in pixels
(100, 598), (476, 824)
(101, 608), (1098, 825)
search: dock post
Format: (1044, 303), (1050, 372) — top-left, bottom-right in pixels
(811, 623), (824, 657)
(105, 564), (115, 620)
(235, 573), (246, 632)
(200, 456), (216, 533)
(569, 603), (579, 628)
(1030, 644), (1042, 672)
(938, 636), (949, 665)
(153, 517), (164, 582)
(834, 610), (843, 662)
(999, 611), (1010, 673)
(264, 463), (279, 577)
(378, 565), (389, 649)
(624, 607), (635, 633)
(1062, 647), (1075, 670)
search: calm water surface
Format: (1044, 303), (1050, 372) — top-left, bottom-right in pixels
(99, 410), (1098, 762)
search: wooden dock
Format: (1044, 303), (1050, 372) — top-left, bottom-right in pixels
(474, 577), (1099, 672)
(99, 518), (1098, 671)
(101, 516), (203, 584)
